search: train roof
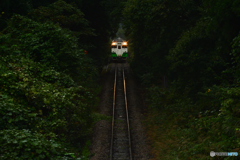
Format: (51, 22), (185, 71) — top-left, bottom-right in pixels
(113, 37), (126, 42)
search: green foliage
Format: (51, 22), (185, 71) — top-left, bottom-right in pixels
(0, 0), (58, 31)
(77, 0), (125, 67)
(0, 14), (99, 158)
(167, 18), (220, 94)
(147, 85), (240, 159)
(122, 0), (240, 159)
(124, 2), (240, 158)
(2, 14), (98, 85)
(231, 32), (240, 84)
(29, 0), (94, 37)
(0, 129), (67, 160)
(0, 0), (114, 67)
(0, 94), (37, 130)
(0, 0), (120, 157)
(123, 0), (201, 85)
(167, 0), (240, 95)
(123, 0), (240, 90)
(100, 0), (127, 38)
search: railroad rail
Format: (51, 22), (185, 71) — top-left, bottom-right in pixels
(110, 64), (132, 160)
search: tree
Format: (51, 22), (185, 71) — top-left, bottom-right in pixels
(122, 0), (201, 85)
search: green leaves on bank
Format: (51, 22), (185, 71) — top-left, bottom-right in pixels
(122, 0), (240, 159)
(0, 12), (97, 160)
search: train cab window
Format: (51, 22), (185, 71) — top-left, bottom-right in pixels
(118, 46), (121, 49)
(111, 45), (117, 48)
(122, 46), (127, 48)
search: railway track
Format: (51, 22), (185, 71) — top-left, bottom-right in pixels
(110, 63), (132, 160)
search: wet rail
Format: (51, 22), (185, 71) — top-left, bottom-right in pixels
(110, 64), (132, 160)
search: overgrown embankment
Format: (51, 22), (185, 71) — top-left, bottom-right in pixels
(0, 0), (127, 159)
(146, 86), (240, 159)
(122, 0), (240, 159)
(0, 14), (99, 159)
(0, 1), (101, 158)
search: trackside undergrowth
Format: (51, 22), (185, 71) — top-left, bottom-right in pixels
(145, 86), (240, 160)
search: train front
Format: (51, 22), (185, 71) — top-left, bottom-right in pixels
(111, 38), (128, 62)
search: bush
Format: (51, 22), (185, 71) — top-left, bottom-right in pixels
(0, 129), (67, 160)
(0, 14), (99, 158)
(3, 14), (97, 84)
(146, 85), (240, 159)
(0, 94), (37, 130)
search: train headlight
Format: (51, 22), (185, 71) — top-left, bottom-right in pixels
(123, 42), (127, 45)
(112, 42), (116, 45)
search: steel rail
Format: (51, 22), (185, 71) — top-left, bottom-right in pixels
(110, 65), (132, 160)
(110, 67), (117, 160)
(123, 69), (132, 160)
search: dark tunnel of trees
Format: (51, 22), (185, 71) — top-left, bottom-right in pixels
(1, 0), (240, 159)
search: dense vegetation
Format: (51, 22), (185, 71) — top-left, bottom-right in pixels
(2, 0), (240, 159)
(123, 0), (240, 159)
(0, 0), (121, 159)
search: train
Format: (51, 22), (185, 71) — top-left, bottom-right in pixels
(111, 37), (128, 61)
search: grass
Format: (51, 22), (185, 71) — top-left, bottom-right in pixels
(143, 86), (240, 159)
(145, 107), (229, 160)
(145, 106), (240, 160)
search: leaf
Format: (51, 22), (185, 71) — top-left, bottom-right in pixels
(8, 119), (12, 123)
(36, 149), (42, 154)
(23, 78), (28, 82)
(32, 141), (39, 146)
(21, 140), (27, 143)
(28, 113), (37, 117)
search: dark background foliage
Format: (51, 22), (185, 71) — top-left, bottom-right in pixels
(122, 0), (240, 158)
(2, 0), (240, 159)
(0, 0), (122, 159)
